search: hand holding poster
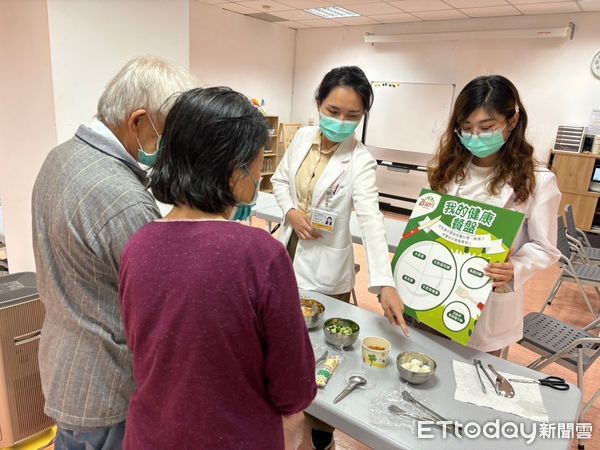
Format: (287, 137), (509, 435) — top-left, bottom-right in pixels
(391, 189), (525, 346)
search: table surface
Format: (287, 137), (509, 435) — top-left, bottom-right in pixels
(302, 290), (581, 450)
(253, 192), (406, 253)
(368, 146), (431, 169)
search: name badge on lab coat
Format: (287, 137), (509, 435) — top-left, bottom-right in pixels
(311, 209), (336, 233)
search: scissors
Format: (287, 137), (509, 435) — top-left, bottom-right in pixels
(508, 376), (570, 391)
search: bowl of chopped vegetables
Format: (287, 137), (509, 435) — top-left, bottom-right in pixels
(323, 318), (360, 349)
(396, 352), (436, 385)
(300, 298), (325, 330)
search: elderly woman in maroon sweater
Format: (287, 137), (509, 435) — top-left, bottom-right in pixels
(119, 87), (317, 450)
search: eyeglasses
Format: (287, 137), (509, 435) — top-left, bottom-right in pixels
(454, 123), (508, 139)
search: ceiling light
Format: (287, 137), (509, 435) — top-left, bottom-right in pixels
(364, 22), (575, 43)
(305, 6), (360, 19)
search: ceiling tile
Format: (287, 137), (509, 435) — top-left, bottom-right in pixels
(331, 0), (381, 4)
(514, 1), (581, 13)
(297, 18), (345, 26)
(274, 8), (325, 19)
(577, 0), (600, 10)
(388, 0), (453, 12)
(236, 0), (293, 12)
(330, 0), (381, 4)
(411, 9), (469, 19)
(220, 3), (257, 13)
(445, 0), (508, 6)
(276, 20), (313, 27)
(333, 16), (379, 24)
(461, 5), (522, 16)
(368, 12), (422, 22)
(507, 0), (574, 4)
(276, 0), (333, 8)
(349, 2), (403, 14)
(195, 0), (229, 4)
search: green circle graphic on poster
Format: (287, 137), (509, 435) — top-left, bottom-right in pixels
(443, 301), (471, 332)
(460, 256), (490, 290)
(394, 241), (457, 310)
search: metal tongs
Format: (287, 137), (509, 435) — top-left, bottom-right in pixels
(388, 405), (450, 432)
(315, 350), (328, 367)
(473, 359), (488, 394)
(401, 391), (462, 437)
(474, 359), (515, 398)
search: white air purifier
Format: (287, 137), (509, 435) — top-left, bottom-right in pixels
(0, 272), (53, 446)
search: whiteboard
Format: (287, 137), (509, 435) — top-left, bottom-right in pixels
(361, 81), (455, 155)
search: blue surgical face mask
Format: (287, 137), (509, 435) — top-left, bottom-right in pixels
(230, 169), (262, 221)
(458, 125), (508, 159)
(136, 115), (161, 167)
(319, 112), (360, 143)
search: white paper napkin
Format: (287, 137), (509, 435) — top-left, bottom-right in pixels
(453, 360), (549, 422)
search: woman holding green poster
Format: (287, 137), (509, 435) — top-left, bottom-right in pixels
(427, 75), (561, 355)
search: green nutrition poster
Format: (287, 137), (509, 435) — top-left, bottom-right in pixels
(392, 189), (525, 346)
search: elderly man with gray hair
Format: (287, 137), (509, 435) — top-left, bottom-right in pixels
(31, 56), (197, 450)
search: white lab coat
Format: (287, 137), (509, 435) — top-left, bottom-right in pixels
(446, 168), (561, 352)
(272, 127), (394, 295)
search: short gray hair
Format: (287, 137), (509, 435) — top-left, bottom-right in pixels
(97, 56), (198, 126)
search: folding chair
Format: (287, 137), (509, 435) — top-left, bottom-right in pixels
(519, 313), (600, 449)
(542, 216), (600, 316)
(564, 204), (600, 264)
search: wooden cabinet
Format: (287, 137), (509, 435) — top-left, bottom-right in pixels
(559, 192), (597, 228)
(549, 151), (600, 232)
(260, 116), (279, 193)
(259, 119), (302, 193)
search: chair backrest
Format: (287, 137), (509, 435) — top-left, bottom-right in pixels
(564, 204), (580, 241)
(556, 215), (573, 260)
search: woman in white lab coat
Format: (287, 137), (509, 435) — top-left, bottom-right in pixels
(272, 67), (408, 448)
(427, 75), (561, 355)
(272, 66), (408, 329)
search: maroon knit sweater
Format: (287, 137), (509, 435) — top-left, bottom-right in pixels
(119, 220), (316, 449)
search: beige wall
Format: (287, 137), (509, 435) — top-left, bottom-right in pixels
(47, 0), (190, 142)
(189, 1), (296, 121)
(0, 0), (57, 273)
(0, 0), (191, 273)
(292, 12), (600, 161)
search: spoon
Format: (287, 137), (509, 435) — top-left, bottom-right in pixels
(333, 375), (367, 404)
(487, 364), (515, 398)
